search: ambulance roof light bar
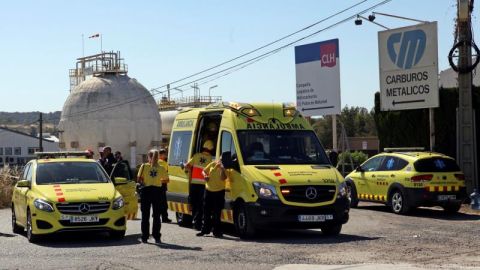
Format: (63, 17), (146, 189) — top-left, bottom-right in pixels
(35, 151), (89, 159)
(384, 147), (425, 153)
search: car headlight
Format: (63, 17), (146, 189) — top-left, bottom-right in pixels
(112, 197), (125, 210)
(337, 181), (348, 199)
(253, 182), (279, 200)
(34, 199), (54, 212)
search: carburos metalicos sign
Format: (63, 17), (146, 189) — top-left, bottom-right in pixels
(378, 22), (439, 111)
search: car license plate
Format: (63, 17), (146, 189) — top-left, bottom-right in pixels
(438, 195), (456, 201)
(298, 215), (333, 222)
(61, 215), (99, 223)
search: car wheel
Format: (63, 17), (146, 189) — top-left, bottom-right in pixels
(176, 212), (192, 227)
(109, 230), (126, 240)
(390, 189), (410, 214)
(320, 223), (342, 236)
(26, 209), (39, 243)
(11, 205), (23, 234)
(346, 182), (359, 208)
(234, 203), (256, 239)
(443, 202), (462, 214)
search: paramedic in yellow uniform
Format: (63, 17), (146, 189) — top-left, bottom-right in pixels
(196, 159), (227, 238)
(158, 148), (172, 223)
(137, 149), (169, 244)
(185, 140), (214, 231)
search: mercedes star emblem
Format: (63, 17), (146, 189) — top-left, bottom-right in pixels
(79, 203), (90, 214)
(305, 186), (318, 200)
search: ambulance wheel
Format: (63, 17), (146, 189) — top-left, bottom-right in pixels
(234, 203), (256, 239)
(26, 209), (39, 243)
(346, 182), (359, 208)
(11, 205), (23, 234)
(443, 202), (462, 214)
(109, 230), (125, 240)
(389, 189), (410, 214)
(320, 223), (342, 236)
(176, 212), (192, 227)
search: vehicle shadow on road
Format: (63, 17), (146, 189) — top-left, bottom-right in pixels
(246, 231), (379, 245)
(33, 232), (142, 248)
(221, 225), (379, 244)
(357, 204), (480, 221)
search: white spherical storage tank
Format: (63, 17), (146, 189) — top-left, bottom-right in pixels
(58, 74), (161, 168)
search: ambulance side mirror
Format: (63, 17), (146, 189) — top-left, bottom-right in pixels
(356, 166), (365, 173)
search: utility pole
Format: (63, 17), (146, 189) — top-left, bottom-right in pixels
(457, 0), (477, 194)
(39, 113), (43, 152)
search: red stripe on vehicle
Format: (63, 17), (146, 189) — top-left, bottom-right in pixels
(279, 179), (287, 184)
(274, 172), (282, 177)
(58, 198), (65, 202)
(56, 192), (63, 196)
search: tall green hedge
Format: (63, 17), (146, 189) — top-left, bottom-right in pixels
(374, 87), (480, 159)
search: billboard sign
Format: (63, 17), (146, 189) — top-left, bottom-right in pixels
(295, 39), (341, 116)
(379, 22), (439, 111)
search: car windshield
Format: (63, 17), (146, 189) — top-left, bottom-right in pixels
(36, 162), (110, 185)
(237, 130), (330, 165)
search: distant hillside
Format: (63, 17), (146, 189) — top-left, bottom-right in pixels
(0, 111), (61, 125)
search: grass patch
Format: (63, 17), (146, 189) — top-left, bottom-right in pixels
(0, 166), (20, 209)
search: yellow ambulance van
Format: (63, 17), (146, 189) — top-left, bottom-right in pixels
(166, 102), (350, 238)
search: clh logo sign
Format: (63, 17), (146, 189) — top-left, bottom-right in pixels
(387, 29), (426, 69)
(320, 42), (337, 68)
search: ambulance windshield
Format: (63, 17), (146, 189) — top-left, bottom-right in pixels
(237, 130), (330, 165)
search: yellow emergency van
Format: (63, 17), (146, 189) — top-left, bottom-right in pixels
(345, 149), (467, 214)
(11, 152), (136, 242)
(166, 102), (350, 238)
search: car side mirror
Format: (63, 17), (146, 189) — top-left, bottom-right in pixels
(114, 177), (128, 185)
(16, 180), (31, 188)
(356, 166), (365, 173)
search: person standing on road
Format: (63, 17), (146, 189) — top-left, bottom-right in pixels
(184, 140), (214, 231)
(158, 148), (172, 223)
(137, 149), (169, 244)
(100, 146), (116, 175)
(197, 158), (227, 238)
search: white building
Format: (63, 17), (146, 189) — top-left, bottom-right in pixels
(439, 66), (480, 88)
(0, 127), (59, 166)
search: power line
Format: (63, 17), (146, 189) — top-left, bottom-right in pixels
(58, 0), (393, 120)
(57, 1), (373, 119)
(150, 0), (369, 93)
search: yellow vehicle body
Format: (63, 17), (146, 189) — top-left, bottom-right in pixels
(11, 156), (131, 242)
(166, 102), (350, 237)
(345, 151), (467, 214)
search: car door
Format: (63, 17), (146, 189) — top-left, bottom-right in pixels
(351, 156), (385, 199)
(110, 160), (136, 208)
(16, 163), (33, 225)
(376, 156), (409, 200)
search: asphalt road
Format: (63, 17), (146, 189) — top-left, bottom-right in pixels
(1, 203), (479, 270)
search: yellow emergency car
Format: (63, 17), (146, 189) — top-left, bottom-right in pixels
(166, 102), (350, 238)
(11, 152), (136, 242)
(345, 149), (467, 214)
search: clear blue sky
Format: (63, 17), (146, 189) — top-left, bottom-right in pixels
(0, 0), (464, 113)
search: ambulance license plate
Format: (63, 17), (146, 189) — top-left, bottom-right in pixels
(64, 215), (99, 223)
(438, 195), (456, 201)
(298, 215), (333, 222)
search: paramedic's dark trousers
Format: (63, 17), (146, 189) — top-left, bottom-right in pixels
(141, 186), (162, 241)
(190, 184), (205, 230)
(202, 189), (225, 235)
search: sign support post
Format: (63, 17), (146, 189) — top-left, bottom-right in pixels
(332, 115), (337, 151)
(429, 108), (435, 151)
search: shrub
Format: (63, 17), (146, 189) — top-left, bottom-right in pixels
(0, 166), (21, 209)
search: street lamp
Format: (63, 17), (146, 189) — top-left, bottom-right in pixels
(208, 85), (218, 103)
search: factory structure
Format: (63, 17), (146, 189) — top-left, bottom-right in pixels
(58, 51), (221, 167)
